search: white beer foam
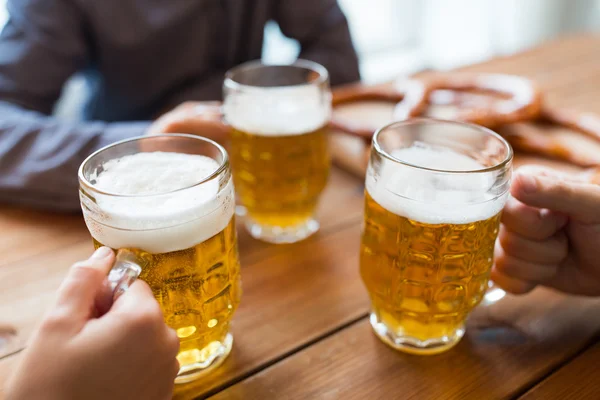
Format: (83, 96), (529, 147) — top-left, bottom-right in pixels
(224, 85), (330, 136)
(367, 144), (506, 224)
(83, 152), (234, 254)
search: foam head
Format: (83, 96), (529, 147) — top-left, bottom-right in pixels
(82, 152), (234, 253)
(224, 85), (331, 136)
(367, 144), (507, 224)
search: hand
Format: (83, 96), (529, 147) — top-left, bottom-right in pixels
(148, 101), (230, 146)
(5, 247), (180, 400)
(492, 166), (600, 296)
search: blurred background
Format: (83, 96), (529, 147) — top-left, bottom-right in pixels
(1, 0), (599, 117)
(264, 0), (600, 82)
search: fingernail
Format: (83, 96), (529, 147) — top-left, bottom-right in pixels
(90, 247), (113, 260)
(518, 173), (538, 194)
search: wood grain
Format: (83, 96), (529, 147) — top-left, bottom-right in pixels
(0, 169), (367, 398)
(211, 35), (600, 399)
(237, 168), (365, 266)
(0, 240), (93, 358)
(330, 34), (600, 179)
(2, 34), (600, 400)
(211, 289), (600, 400)
(0, 207), (87, 268)
(519, 342), (600, 400)
(173, 222), (369, 399)
(0, 220), (369, 399)
(0, 167), (364, 359)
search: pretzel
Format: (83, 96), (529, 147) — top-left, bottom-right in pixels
(331, 84), (406, 106)
(588, 167), (600, 185)
(328, 132), (370, 178)
(498, 123), (598, 167)
(422, 79), (600, 167)
(394, 73), (543, 128)
(329, 73), (600, 178)
(330, 85), (406, 140)
(329, 74), (541, 178)
(540, 106), (600, 142)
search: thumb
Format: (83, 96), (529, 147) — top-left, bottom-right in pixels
(511, 166), (600, 223)
(50, 247), (115, 334)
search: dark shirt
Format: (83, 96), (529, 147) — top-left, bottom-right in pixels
(0, 0), (359, 210)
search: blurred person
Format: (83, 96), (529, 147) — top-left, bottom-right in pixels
(0, 0), (360, 210)
(5, 247), (180, 400)
(493, 166), (600, 296)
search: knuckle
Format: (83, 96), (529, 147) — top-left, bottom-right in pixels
(498, 231), (520, 256)
(161, 120), (181, 133)
(58, 266), (104, 297)
(69, 263), (105, 282)
(510, 280), (536, 294)
(549, 179), (573, 198)
(170, 360), (181, 379)
(40, 308), (71, 332)
(166, 329), (181, 355)
(538, 264), (559, 282)
(552, 233), (569, 257)
(124, 305), (164, 333)
(140, 303), (165, 325)
(494, 254), (524, 279)
(493, 255), (511, 275)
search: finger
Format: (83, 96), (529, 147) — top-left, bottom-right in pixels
(153, 360), (178, 400)
(498, 225), (568, 264)
(490, 267), (537, 295)
(177, 101), (222, 112)
(169, 359), (181, 382)
(49, 247), (115, 333)
(110, 279), (157, 314)
(94, 280), (114, 317)
(511, 166), (600, 222)
(501, 196), (568, 240)
(166, 327), (180, 359)
(162, 118), (230, 145)
(494, 243), (559, 283)
(545, 259), (600, 296)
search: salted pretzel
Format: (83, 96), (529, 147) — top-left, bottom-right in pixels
(497, 112), (600, 168)
(424, 86), (600, 167)
(330, 85), (406, 139)
(330, 73), (542, 139)
(540, 106), (600, 142)
(588, 167), (600, 185)
(425, 85), (600, 167)
(394, 73), (543, 128)
(329, 72), (600, 177)
(329, 73), (543, 176)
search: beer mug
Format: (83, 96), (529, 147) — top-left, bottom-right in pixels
(223, 60), (332, 243)
(360, 119), (512, 354)
(78, 134), (241, 383)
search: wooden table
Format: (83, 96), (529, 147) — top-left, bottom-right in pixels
(2, 34), (600, 399)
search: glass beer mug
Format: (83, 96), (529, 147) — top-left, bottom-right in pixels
(78, 134), (241, 383)
(360, 119), (512, 354)
(224, 60), (332, 243)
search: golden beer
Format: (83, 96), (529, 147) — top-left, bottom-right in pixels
(361, 119), (512, 354)
(79, 135), (241, 382)
(361, 191), (500, 352)
(93, 217), (241, 376)
(224, 60), (331, 243)
(230, 126), (329, 227)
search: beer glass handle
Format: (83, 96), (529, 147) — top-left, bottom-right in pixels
(107, 249), (142, 301)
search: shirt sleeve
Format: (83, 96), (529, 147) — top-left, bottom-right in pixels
(0, 0), (150, 211)
(274, 0), (361, 86)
